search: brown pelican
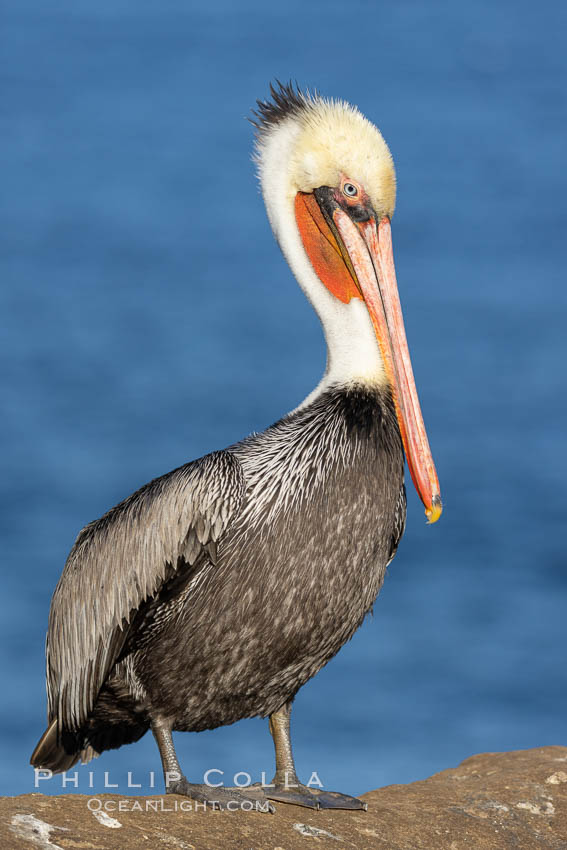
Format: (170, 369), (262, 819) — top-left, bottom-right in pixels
(31, 83), (441, 811)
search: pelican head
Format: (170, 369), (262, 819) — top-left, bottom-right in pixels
(253, 82), (441, 523)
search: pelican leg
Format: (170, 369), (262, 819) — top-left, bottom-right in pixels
(265, 701), (367, 811)
(151, 716), (274, 813)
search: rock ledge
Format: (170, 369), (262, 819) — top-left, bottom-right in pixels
(3, 747), (567, 849)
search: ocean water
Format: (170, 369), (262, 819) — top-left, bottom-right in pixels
(1, 0), (566, 799)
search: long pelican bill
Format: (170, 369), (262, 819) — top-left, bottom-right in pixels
(295, 189), (441, 523)
(333, 210), (442, 522)
(333, 207), (443, 523)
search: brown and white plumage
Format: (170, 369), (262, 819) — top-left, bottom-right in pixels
(31, 83), (440, 810)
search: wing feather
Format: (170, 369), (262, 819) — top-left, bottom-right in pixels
(46, 450), (245, 733)
(387, 483), (407, 565)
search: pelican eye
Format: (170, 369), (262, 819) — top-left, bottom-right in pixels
(342, 182), (358, 198)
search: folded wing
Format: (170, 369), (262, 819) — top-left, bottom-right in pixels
(45, 450), (245, 735)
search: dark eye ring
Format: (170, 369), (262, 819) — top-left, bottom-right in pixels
(343, 182), (358, 198)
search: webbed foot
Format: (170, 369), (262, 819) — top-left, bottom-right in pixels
(265, 782), (367, 810)
(167, 777), (275, 813)
(311, 787), (368, 810)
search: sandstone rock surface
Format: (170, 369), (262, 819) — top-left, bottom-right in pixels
(2, 747), (567, 849)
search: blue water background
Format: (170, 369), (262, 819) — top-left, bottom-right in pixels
(2, 0), (566, 798)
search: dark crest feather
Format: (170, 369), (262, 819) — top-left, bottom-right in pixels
(250, 80), (313, 134)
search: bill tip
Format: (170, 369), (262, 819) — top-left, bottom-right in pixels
(425, 495), (443, 524)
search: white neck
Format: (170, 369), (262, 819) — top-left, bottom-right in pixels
(257, 120), (387, 408)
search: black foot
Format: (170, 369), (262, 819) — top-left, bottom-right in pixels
(265, 782), (367, 811)
(265, 783), (319, 809)
(167, 777), (275, 813)
(311, 788), (368, 810)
